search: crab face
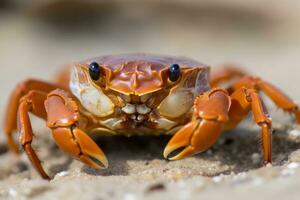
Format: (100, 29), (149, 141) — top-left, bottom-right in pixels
(69, 54), (210, 129)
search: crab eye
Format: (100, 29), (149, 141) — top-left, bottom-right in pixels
(169, 64), (181, 82)
(89, 62), (101, 81)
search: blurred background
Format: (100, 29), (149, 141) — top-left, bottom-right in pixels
(0, 0), (300, 133)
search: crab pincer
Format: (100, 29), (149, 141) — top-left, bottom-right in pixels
(45, 89), (108, 170)
(164, 89), (231, 160)
(17, 88), (108, 179)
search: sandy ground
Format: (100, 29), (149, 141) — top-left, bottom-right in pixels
(1, 1), (300, 200)
(1, 118), (300, 200)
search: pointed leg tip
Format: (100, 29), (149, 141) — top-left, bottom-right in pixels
(43, 174), (51, 181)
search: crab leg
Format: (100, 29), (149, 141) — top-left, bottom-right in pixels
(18, 90), (51, 179)
(226, 87), (272, 163)
(164, 89), (231, 160)
(257, 79), (300, 123)
(230, 76), (300, 123)
(4, 79), (59, 153)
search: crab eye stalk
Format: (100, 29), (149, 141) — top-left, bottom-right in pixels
(169, 64), (181, 82)
(89, 62), (101, 81)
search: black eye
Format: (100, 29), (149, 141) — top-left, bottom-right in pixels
(89, 62), (100, 81)
(169, 64), (181, 82)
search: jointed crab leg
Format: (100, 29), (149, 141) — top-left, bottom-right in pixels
(210, 67), (300, 122)
(18, 90), (50, 179)
(18, 88), (108, 179)
(4, 79), (59, 153)
(227, 87), (272, 163)
(164, 89), (231, 160)
(230, 76), (300, 123)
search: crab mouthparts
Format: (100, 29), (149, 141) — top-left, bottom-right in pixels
(121, 103), (152, 122)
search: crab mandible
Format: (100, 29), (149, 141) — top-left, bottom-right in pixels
(3, 54), (300, 179)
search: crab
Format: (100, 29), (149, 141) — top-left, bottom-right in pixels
(3, 54), (300, 180)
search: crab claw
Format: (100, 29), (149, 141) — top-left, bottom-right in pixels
(52, 126), (108, 169)
(164, 119), (223, 160)
(164, 88), (231, 160)
(45, 89), (108, 169)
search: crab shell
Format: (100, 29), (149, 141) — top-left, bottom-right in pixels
(69, 54), (210, 135)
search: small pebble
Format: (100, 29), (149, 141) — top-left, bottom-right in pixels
(251, 153), (260, 164)
(146, 183), (165, 193)
(123, 193), (137, 200)
(212, 175), (223, 183)
(280, 163), (299, 176)
(288, 129), (300, 137)
(56, 171), (69, 177)
(232, 172), (248, 183)
(265, 163), (272, 168)
(287, 162), (299, 169)
(281, 169), (294, 176)
(288, 150), (300, 162)
(8, 188), (17, 197)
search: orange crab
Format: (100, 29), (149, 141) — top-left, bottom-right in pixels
(3, 54), (300, 180)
